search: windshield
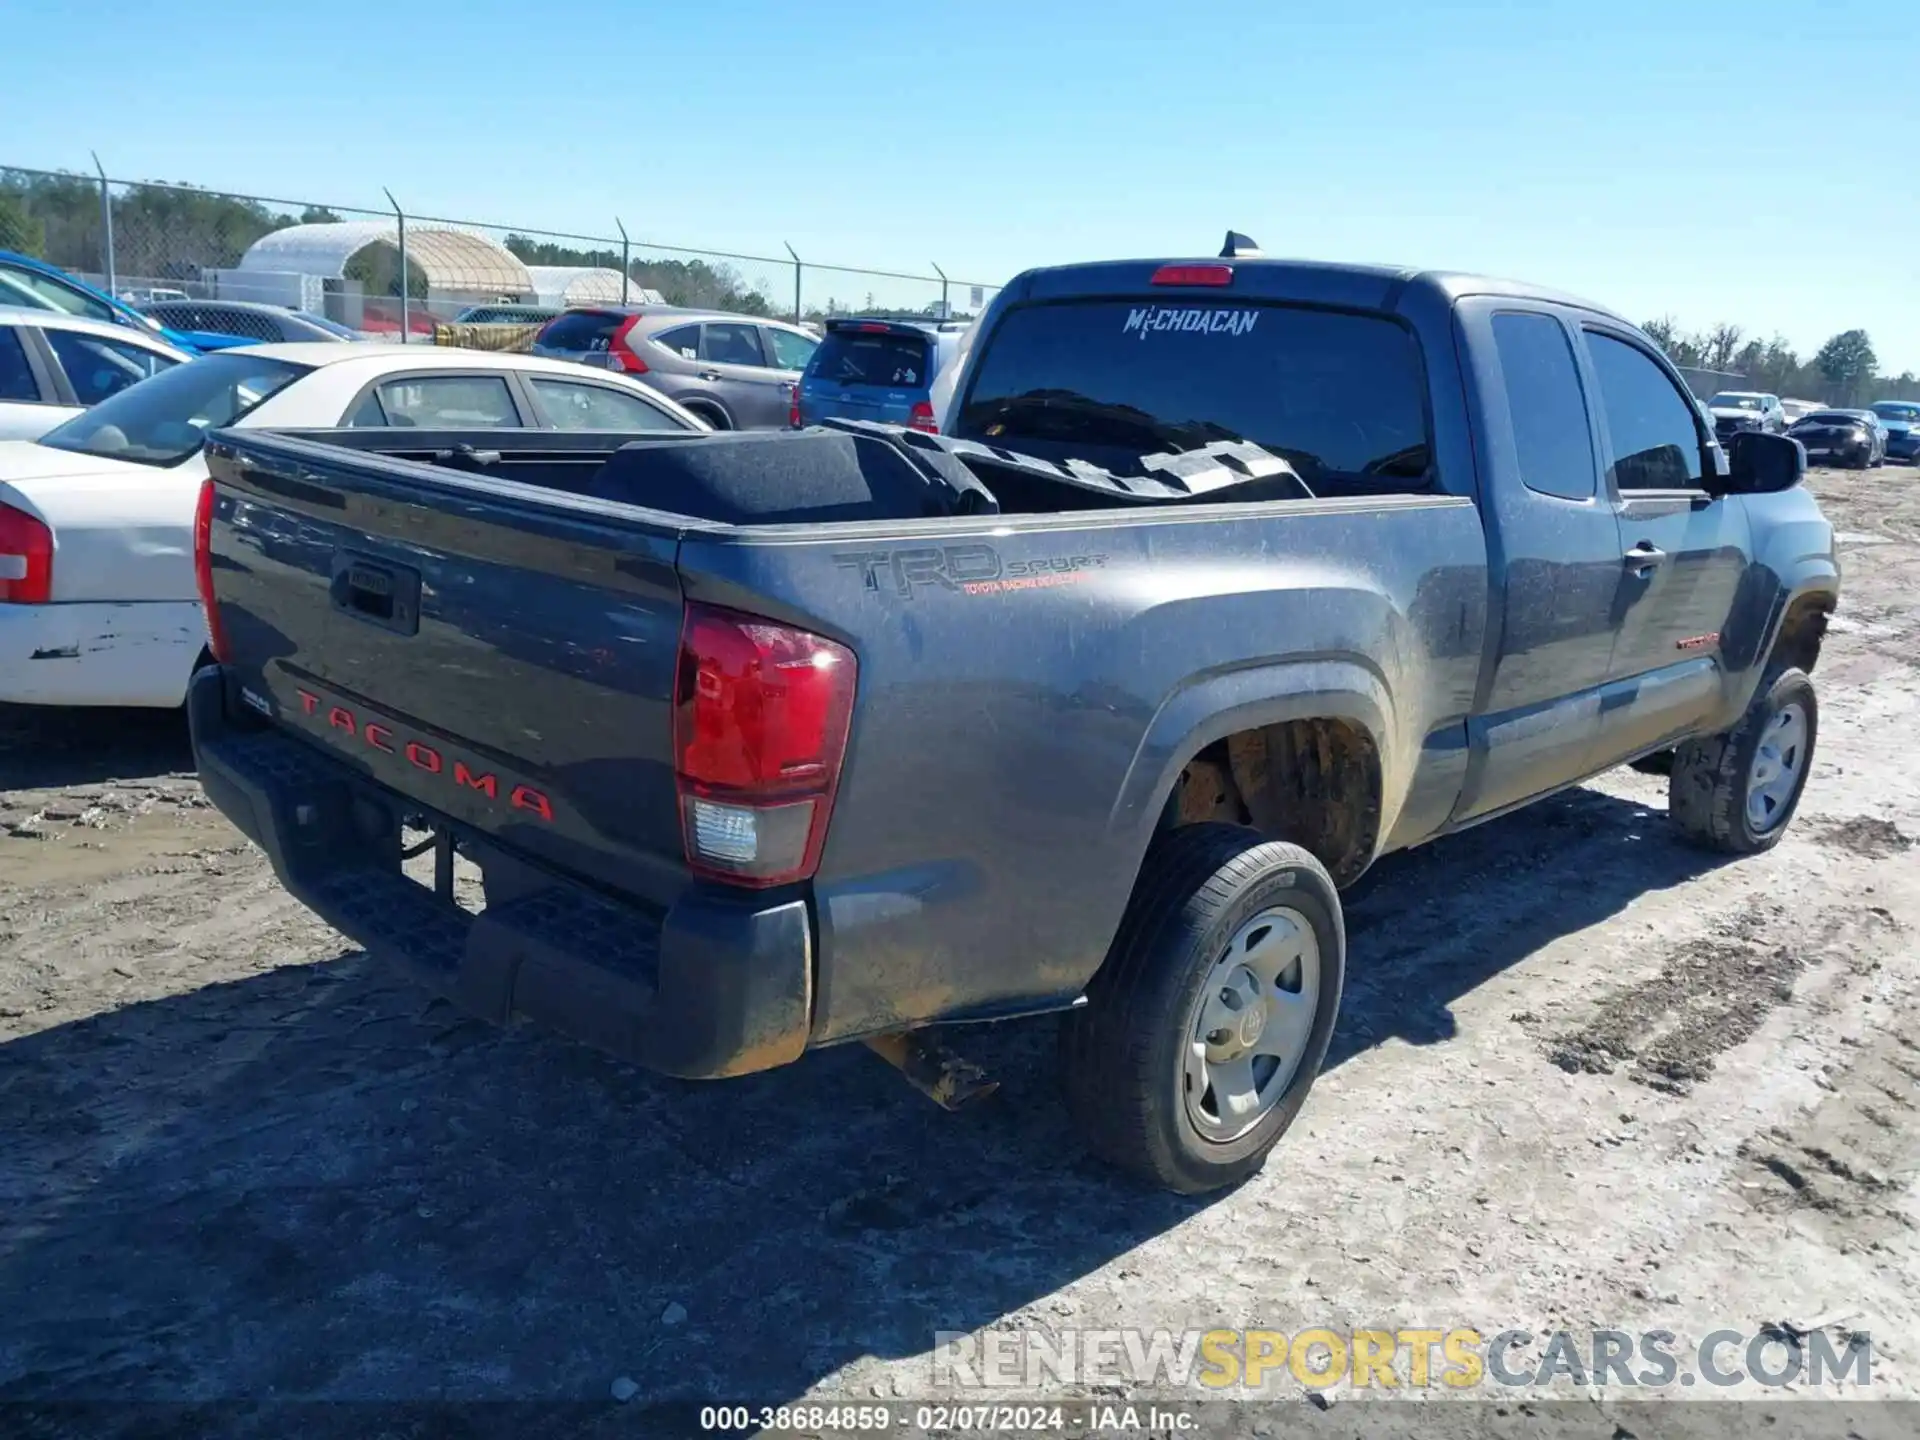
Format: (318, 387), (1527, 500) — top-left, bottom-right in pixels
(1870, 402), (1919, 422)
(39, 353), (311, 467)
(1708, 394), (1762, 411)
(1797, 413), (1860, 427)
(812, 330), (932, 388)
(955, 300), (1430, 485)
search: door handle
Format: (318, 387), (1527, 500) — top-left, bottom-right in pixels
(1624, 541), (1667, 575)
(696, 370), (722, 381)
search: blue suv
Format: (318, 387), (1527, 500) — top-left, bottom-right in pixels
(794, 316), (970, 432)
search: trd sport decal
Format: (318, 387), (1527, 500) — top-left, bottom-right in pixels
(834, 545), (1108, 598)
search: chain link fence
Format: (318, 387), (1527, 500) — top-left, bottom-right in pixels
(0, 163), (1001, 340)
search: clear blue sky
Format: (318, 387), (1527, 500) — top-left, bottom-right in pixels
(4, 0), (1915, 372)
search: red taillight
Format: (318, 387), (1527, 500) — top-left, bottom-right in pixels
(788, 383), (802, 430)
(0, 500), (53, 604)
(854, 322), (891, 333)
(192, 478), (230, 661)
(1151, 264), (1234, 287)
(908, 400), (938, 434)
(673, 603), (856, 888)
(610, 315), (649, 373)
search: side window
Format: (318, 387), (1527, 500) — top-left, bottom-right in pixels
(1491, 312), (1597, 501)
(702, 323), (766, 367)
(1584, 331), (1705, 491)
(219, 309), (282, 343)
(0, 329), (41, 402)
(0, 263), (117, 323)
(526, 377), (689, 432)
(45, 331), (176, 405)
(343, 389), (388, 427)
(653, 324), (702, 360)
(366, 375), (520, 429)
(763, 327), (818, 371)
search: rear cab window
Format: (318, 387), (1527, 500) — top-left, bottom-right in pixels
(813, 328), (932, 389)
(953, 299), (1431, 495)
(1492, 312), (1597, 501)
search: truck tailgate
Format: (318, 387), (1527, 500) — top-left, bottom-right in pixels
(203, 432), (691, 910)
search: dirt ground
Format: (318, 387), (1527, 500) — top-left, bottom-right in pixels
(3, 466), (1918, 1436)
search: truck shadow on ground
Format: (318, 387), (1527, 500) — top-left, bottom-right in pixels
(0, 703), (193, 791)
(0, 783), (1726, 1416)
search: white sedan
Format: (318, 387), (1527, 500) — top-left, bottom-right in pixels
(0, 343), (706, 708)
(0, 307), (189, 441)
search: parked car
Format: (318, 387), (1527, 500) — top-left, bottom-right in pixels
(1869, 400), (1920, 462)
(452, 303), (562, 327)
(1705, 390), (1787, 443)
(0, 344), (705, 708)
(1787, 408), (1886, 468)
(530, 306), (819, 429)
(794, 316), (970, 432)
(139, 299), (361, 350)
(0, 307), (188, 441)
(185, 249), (1836, 1193)
(0, 250), (198, 351)
(1846, 408), (1893, 460)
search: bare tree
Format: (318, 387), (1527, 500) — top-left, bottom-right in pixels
(1704, 323), (1745, 373)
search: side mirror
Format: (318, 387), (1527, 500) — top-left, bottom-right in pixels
(1723, 430), (1805, 495)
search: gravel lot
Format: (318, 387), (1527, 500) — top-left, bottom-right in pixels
(3, 466), (1918, 1434)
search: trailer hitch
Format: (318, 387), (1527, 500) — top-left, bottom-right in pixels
(864, 1030), (998, 1111)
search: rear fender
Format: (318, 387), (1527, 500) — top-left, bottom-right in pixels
(1109, 657), (1396, 858)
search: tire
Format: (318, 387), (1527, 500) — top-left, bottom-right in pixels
(688, 404), (731, 431)
(1060, 824), (1345, 1194)
(1669, 667), (1817, 854)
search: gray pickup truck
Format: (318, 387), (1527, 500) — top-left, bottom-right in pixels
(187, 244), (1838, 1192)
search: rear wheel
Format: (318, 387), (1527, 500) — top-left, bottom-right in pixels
(1669, 667), (1817, 853)
(1060, 824), (1345, 1194)
(687, 403), (731, 430)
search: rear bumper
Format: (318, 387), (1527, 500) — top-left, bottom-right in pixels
(187, 666), (813, 1079)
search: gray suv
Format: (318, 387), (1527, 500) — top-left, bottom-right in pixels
(530, 307), (819, 430)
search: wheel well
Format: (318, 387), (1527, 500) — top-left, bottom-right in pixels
(1771, 592), (1834, 675)
(685, 400), (730, 429)
(1163, 718), (1382, 887)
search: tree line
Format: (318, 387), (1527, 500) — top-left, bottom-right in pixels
(1642, 317), (1913, 408)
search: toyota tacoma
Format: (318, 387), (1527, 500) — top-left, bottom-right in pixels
(184, 241), (1838, 1192)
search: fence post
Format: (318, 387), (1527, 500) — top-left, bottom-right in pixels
(931, 262), (949, 319)
(616, 217), (631, 305)
(90, 152), (116, 296)
(383, 188), (408, 344)
(784, 243), (802, 325)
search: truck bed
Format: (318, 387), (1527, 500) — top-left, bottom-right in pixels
(192, 420), (1488, 1073)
